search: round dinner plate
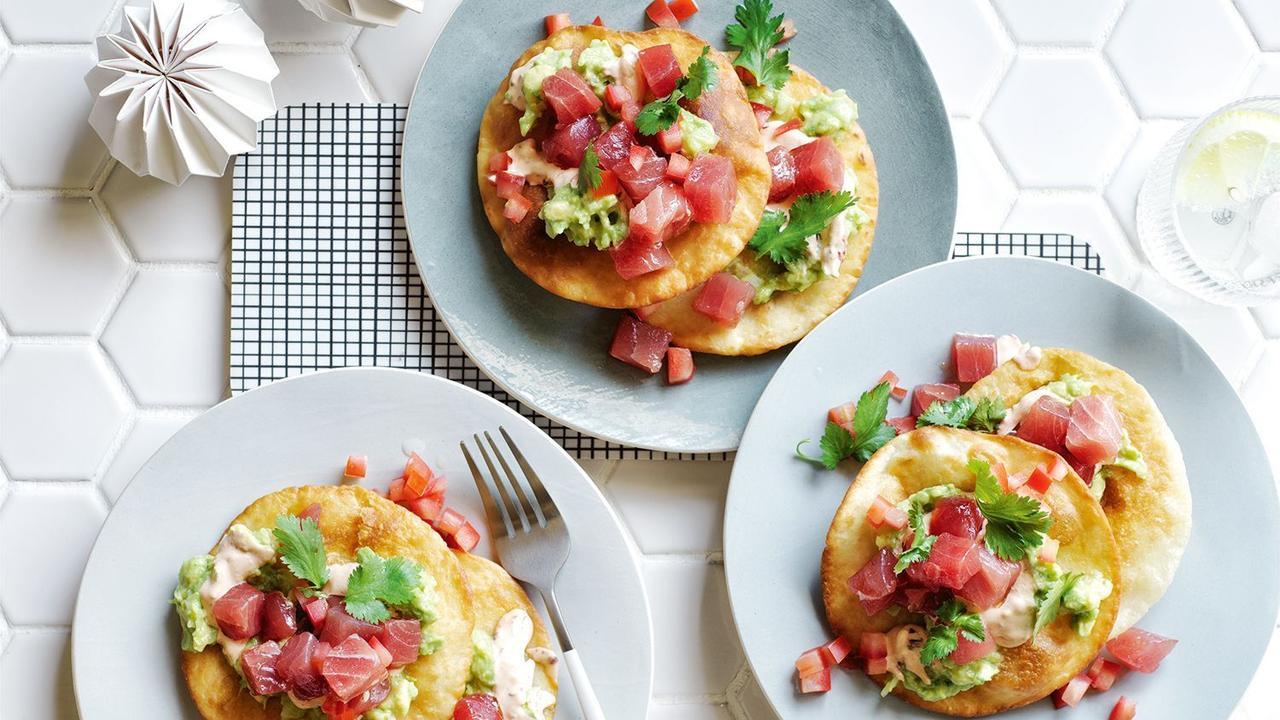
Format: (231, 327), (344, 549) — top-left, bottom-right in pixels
(72, 369), (653, 720)
(401, 0), (956, 453)
(724, 257), (1279, 718)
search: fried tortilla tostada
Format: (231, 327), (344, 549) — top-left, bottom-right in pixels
(962, 347), (1191, 635)
(822, 427), (1120, 716)
(642, 65), (878, 355)
(476, 24), (770, 308)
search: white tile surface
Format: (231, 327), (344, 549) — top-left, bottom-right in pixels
(608, 461), (729, 555)
(99, 168), (230, 264)
(1252, 304), (1280, 338)
(238, 0), (354, 44)
(99, 414), (190, 502)
(1104, 120), (1185, 240)
(0, 50), (106, 188)
(272, 51), (369, 106)
(1002, 192), (1141, 287)
(0, 0), (112, 44)
(0, 197), (128, 334)
(1236, 0), (1280, 51)
(0, 344), (128, 481)
(101, 270), (227, 407)
(0, 630), (77, 720)
(0, 487), (105, 625)
(647, 703), (732, 720)
(990, 0), (1123, 46)
(351, 2), (460, 103)
(950, 118), (1016, 230)
(644, 560), (743, 698)
(886, 0), (1014, 117)
(1249, 54), (1280, 94)
(983, 55), (1136, 188)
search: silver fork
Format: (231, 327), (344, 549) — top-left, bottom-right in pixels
(460, 427), (605, 720)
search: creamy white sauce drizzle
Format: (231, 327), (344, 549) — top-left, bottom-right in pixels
(526, 646), (558, 666)
(322, 561), (359, 596)
(997, 387), (1058, 435)
(818, 167), (859, 276)
(506, 139), (577, 189)
(602, 43), (642, 99)
(884, 624), (930, 686)
(506, 57), (535, 110)
(995, 334), (1043, 371)
(493, 609), (557, 720)
(198, 525), (276, 665)
(979, 568), (1035, 648)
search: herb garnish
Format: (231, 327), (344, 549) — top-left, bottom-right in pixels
(635, 46), (719, 135)
(920, 598), (986, 665)
(725, 0), (792, 89)
(344, 547), (423, 623)
(1032, 570), (1082, 637)
(797, 381), (896, 469)
(915, 396), (1006, 433)
(273, 514), (329, 591)
(971, 459), (1052, 561)
(748, 191), (856, 265)
(578, 145), (601, 192)
(893, 503), (937, 573)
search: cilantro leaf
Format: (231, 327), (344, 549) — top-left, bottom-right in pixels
(578, 145), (601, 192)
(796, 382), (895, 469)
(920, 599), (986, 665)
(273, 515), (329, 590)
(967, 397), (1006, 433)
(795, 421), (856, 470)
(971, 459), (1052, 561)
(344, 547), (424, 623)
(635, 90), (683, 136)
(725, 0), (792, 89)
(893, 504), (937, 573)
(748, 191), (856, 265)
(915, 396), (977, 428)
(1033, 571), (1081, 637)
(680, 46), (718, 102)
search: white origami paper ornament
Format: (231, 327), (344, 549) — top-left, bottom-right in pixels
(85, 0), (279, 185)
(295, 0), (424, 29)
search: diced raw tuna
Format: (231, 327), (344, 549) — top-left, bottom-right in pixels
(1106, 627), (1178, 673)
(911, 383), (961, 416)
(904, 533), (981, 590)
(1065, 394), (1123, 466)
(637, 44), (683, 98)
(683, 154), (737, 223)
(901, 586), (944, 614)
(277, 632), (328, 701)
(453, 694), (503, 720)
(625, 181), (691, 246)
(693, 272), (754, 326)
(594, 122), (635, 170)
(1017, 395), (1071, 453)
(261, 591), (298, 641)
(541, 68), (601, 125)
(952, 334), (999, 382)
(542, 114), (600, 169)
(790, 137), (844, 195)
(767, 146), (796, 202)
(241, 640), (287, 696)
(956, 545), (1022, 610)
(667, 347), (695, 385)
(929, 496), (984, 539)
(611, 236), (675, 279)
(212, 583), (265, 641)
(948, 616), (996, 665)
(665, 152), (691, 182)
(320, 598), (381, 645)
(1066, 451), (1096, 486)
(615, 145), (669, 201)
(847, 548), (898, 616)
(322, 634), (385, 702)
(377, 619), (422, 667)
(609, 315), (673, 373)
(323, 677), (392, 719)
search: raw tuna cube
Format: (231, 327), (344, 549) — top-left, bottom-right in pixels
(261, 591), (298, 641)
(241, 640), (287, 696)
(615, 145), (669, 201)
(611, 236), (675, 279)
(277, 632), (328, 701)
(609, 315), (673, 374)
(542, 115), (600, 169)
(683, 154), (737, 223)
(692, 272), (754, 327)
(847, 547), (898, 616)
(790, 137), (844, 195)
(321, 634), (385, 702)
(952, 333), (998, 382)
(948, 616), (996, 665)
(320, 598), (381, 645)
(453, 694), (503, 720)
(767, 146), (796, 202)
(541, 68), (602, 125)
(637, 44), (682, 97)
(625, 181), (691, 246)
(666, 347), (695, 385)
(910, 383), (961, 416)
(929, 496), (984, 539)
(212, 583), (265, 641)
(1065, 394), (1123, 466)
(904, 533), (981, 590)
(594, 122), (635, 170)
(956, 545), (1022, 610)
(1106, 627), (1177, 673)
(1017, 394), (1071, 453)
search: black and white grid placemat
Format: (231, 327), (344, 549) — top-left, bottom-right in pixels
(230, 104), (1103, 460)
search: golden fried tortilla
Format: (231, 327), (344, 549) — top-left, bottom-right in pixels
(476, 25), (770, 308)
(643, 66), (878, 355)
(182, 486), (474, 720)
(822, 428), (1120, 717)
(963, 348), (1190, 635)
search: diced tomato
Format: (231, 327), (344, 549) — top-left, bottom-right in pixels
(796, 665), (831, 694)
(859, 632), (888, 659)
(503, 194), (532, 223)
(1052, 674), (1092, 708)
(368, 635), (394, 668)
(453, 694), (503, 720)
(609, 314), (673, 373)
(544, 13), (570, 36)
(637, 44), (683, 97)
(887, 416), (916, 435)
(779, 17), (797, 42)
(666, 347), (694, 385)
(387, 476), (406, 502)
(592, 15), (604, 27)
(665, 152), (691, 182)
(488, 151), (511, 173)
(621, 100), (642, 129)
(1090, 658), (1125, 691)
(1038, 536), (1060, 563)
(692, 271), (754, 327)
(434, 507), (466, 535)
(299, 503), (322, 522)
(611, 235), (675, 279)
(776, 118), (803, 136)
(1109, 697), (1137, 720)
(541, 68), (602, 125)
(655, 126), (681, 158)
(543, 114), (600, 168)
(592, 170), (619, 198)
(911, 383), (962, 416)
(624, 181), (691, 246)
(615, 145), (669, 201)
(750, 102), (773, 128)
(866, 496), (908, 530)
(819, 636), (852, 666)
(450, 520), (481, 552)
(1106, 627), (1177, 673)
(667, 0), (699, 22)
(645, 0), (680, 29)
(403, 453), (439, 500)
(495, 171), (526, 201)
(890, 385), (908, 401)
(795, 648), (825, 677)
(403, 496), (444, 523)
(952, 333), (999, 382)
(594, 122), (636, 171)
(302, 596), (328, 632)
(1046, 455), (1069, 480)
(878, 370), (899, 387)
(864, 656), (889, 675)
(342, 454), (367, 481)
(828, 402), (857, 428)
(1025, 466), (1053, 495)
(684, 154), (737, 223)
(604, 84), (633, 113)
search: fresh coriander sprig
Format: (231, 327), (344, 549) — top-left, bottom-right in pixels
(797, 381), (896, 469)
(635, 91), (684, 136)
(344, 547), (423, 623)
(893, 503), (937, 573)
(725, 0), (792, 89)
(680, 46), (718, 102)
(578, 146), (601, 192)
(920, 599), (986, 665)
(273, 514), (329, 591)
(635, 47), (719, 135)
(748, 191), (856, 265)
(967, 397), (1007, 433)
(1033, 571), (1081, 637)
(915, 396), (1006, 433)
(971, 459), (1052, 561)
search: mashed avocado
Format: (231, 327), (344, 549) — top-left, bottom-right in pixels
(894, 654), (1001, 701)
(539, 185), (628, 250)
(172, 555), (217, 652)
(1107, 430), (1149, 478)
(467, 629), (498, 694)
(1063, 571), (1112, 636)
(576, 40), (617, 95)
(679, 110), (719, 156)
(511, 47), (574, 135)
(727, 252), (821, 304)
(746, 84), (800, 120)
(798, 90), (858, 136)
(397, 570), (444, 656)
(1045, 374), (1094, 403)
(365, 672), (420, 720)
(280, 700), (324, 720)
(875, 484), (964, 549)
(1088, 467), (1108, 502)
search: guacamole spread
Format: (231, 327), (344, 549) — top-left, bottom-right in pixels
(540, 185), (628, 249)
(894, 654), (1001, 701)
(798, 90), (858, 136)
(679, 110), (719, 156)
(172, 555), (217, 652)
(509, 47), (573, 135)
(467, 629), (498, 694)
(576, 40), (617, 95)
(366, 672), (420, 720)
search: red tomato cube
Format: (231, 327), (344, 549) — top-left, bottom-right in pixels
(1106, 627), (1178, 673)
(887, 416), (917, 435)
(1037, 536), (1060, 563)
(665, 153), (691, 182)
(1052, 674), (1092, 708)
(666, 347), (694, 385)
(645, 0), (680, 29)
(796, 666), (831, 694)
(495, 171), (526, 200)
(1109, 697), (1137, 720)
(657, 124), (683, 155)
(544, 13), (570, 37)
(591, 15), (604, 27)
(828, 402), (857, 428)
(859, 632), (888, 659)
(591, 170), (619, 199)
(403, 496), (444, 523)
(487, 151), (510, 173)
(503, 195), (531, 223)
(1025, 466), (1053, 495)
(668, 0), (699, 22)
(795, 647), (825, 676)
(604, 84), (633, 113)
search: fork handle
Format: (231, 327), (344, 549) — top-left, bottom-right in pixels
(563, 648), (605, 720)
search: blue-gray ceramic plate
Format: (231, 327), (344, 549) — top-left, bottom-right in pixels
(73, 369), (652, 720)
(401, 0), (956, 453)
(725, 257), (1278, 718)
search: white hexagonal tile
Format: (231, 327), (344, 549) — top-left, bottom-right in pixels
(0, 344), (128, 481)
(0, 0), (113, 44)
(101, 270), (227, 407)
(0, 50), (107, 188)
(890, 0), (1011, 117)
(100, 167), (230, 263)
(100, 414), (189, 502)
(1248, 53), (1280, 95)
(0, 487), (106, 624)
(950, 118), (1016, 230)
(607, 461), (728, 555)
(351, 0), (463, 103)
(1237, 0), (1280, 51)
(647, 703), (732, 719)
(238, 0), (354, 44)
(990, 0), (1123, 46)
(983, 55), (1136, 188)
(1132, 270), (1266, 385)
(273, 52), (368, 106)
(1104, 120), (1186, 241)
(1251, 304), (1280, 339)
(1106, 0), (1256, 117)
(1002, 192), (1141, 288)
(0, 630), (77, 720)
(0, 197), (129, 334)
(644, 560), (742, 697)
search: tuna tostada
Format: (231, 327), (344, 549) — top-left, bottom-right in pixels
(477, 23), (770, 309)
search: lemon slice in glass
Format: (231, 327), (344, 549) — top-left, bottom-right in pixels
(1175, 109), (1280, 209)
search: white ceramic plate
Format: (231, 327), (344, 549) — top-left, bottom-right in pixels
(725, 257), (1279, 718)
(72, 369), (653, 719)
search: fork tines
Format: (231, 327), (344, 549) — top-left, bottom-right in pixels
(460, 427), (561, 539)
